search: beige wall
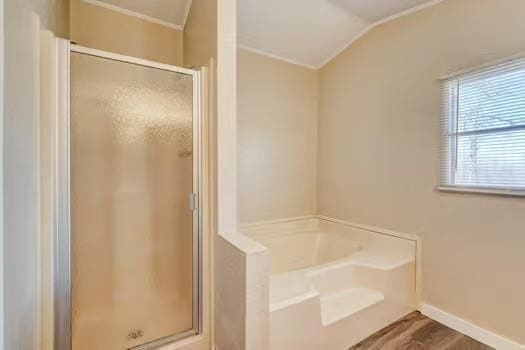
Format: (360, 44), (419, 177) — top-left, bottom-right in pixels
(3, 0), (68, 349)
(183, 0), (217, 68)
(318, 0), (525, 344)
(237, 49), (318, 223)
(70, 0), (183, 66)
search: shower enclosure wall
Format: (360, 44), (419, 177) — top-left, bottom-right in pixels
(54, 41), (203, 350)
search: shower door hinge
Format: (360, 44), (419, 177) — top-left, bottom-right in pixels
(189, 193), (198, 211)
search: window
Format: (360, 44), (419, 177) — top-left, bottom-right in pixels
(440, 58), (525, 195)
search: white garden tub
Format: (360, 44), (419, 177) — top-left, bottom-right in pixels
(242, 217), (417, 350)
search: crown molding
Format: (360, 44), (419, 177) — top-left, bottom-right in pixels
(237, 44), (318, 70)
(82, 0), (184, 31)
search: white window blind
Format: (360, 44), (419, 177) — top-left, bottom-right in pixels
(440, 57), (525, 195)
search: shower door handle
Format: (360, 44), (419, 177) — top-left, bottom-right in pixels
(189, 193), (198, 211)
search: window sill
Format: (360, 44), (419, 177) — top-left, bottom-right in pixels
(437, 186), (525, 198)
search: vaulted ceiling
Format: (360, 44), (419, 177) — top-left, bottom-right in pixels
(86, 0), (442, 68)
(238, 0), (442, 68)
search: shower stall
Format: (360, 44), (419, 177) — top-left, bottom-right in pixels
(54, 41), (203, 350)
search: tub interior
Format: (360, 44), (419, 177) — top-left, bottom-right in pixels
(253, 231), (364, 274)
(245, 218), (416, 275)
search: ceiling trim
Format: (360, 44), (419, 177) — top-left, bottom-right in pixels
(182, 0), (193, 28)
(320, 0), (446, 67)
(82, 0), (184, 30)
(237, 44), (318, 70)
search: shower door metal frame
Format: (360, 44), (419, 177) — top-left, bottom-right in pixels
(55, 40), (203, 350)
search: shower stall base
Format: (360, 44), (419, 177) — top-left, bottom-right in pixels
(243, 217), (417, 350)
(73, 294), (192, 349)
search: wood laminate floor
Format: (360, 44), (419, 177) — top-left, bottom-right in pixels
(349, 312), (493, 350)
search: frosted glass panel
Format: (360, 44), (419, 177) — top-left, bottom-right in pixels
(70, 52), (195, 350)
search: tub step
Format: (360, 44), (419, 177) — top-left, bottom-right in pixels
(320, 287), (384, 326)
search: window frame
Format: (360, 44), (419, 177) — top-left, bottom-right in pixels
(438, 56), (525, 197)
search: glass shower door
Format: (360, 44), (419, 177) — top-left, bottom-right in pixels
(69, 51), (198, 350)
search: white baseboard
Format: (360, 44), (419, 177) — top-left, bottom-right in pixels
(420, 303), (525, 350)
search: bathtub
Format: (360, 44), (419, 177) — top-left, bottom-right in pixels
(242, 217), (417, 350)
